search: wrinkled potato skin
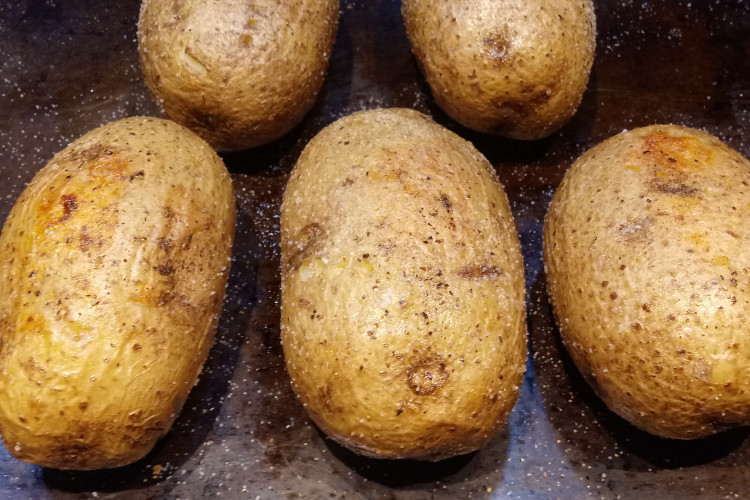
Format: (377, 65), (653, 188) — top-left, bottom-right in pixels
(138, 0), (339, 151)
(0, 117), (235, 469)
(402, 0), (595, 140)
(544, 125), (750, 439)
(281, 109), (526, 460)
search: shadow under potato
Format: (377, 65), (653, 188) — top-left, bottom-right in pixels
(40, 194), (260, 493)
(220, 126), (306, 178)
(529, 271), (749, 471)
(322, 429), (477, 488)
(550, 319), (750, 468)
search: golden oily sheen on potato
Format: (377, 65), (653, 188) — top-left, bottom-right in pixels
(0, 117), (235, 469)
(280, 108), (527, 460)
(402, 0), (596, 140)
(138, 0), (339, 151)
(544, 125), (750, 439)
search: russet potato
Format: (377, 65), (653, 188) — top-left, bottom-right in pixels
(281, 108), (526, 460)
(138, 0), (339, 151)
(0, 117), (235, 469)
(544, 125), (750, 439)
(402, 0), (596, 140)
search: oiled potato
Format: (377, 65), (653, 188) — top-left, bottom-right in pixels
(0, 117), (235, 469)
(544, 125), (750, 439)
(281, 108), (526, 460)
(402, 0), (596, 140)
(138, 0), (339, 151)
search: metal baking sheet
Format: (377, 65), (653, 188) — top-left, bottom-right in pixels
(1, 0), (749, 498)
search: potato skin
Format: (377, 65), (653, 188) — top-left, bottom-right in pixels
(281, 108), (526, 460)
(138, 0), (339, 151)
(544, 125), (750, 439)
(0, 117), (235, 469)
(402, 0), (595, 140)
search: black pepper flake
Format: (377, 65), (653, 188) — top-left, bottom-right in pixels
(441, 193), (452, 209)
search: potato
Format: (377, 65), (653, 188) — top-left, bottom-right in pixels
(402, 0), (596, 140)
(280, 108), (526, 460)
(138, 0), (339, 151)
(0, 117), (235, 469)
(544, 125), (750, 439)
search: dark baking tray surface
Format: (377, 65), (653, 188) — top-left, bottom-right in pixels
(1, 0), (749, 498)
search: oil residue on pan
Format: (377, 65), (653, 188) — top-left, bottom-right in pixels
(0, 0), (748, 498)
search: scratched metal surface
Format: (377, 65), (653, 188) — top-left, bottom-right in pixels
(0, 0), (749, 498)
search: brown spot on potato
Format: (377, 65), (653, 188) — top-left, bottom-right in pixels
(457, 264), (501, 279)
(406, 354), (448, 395)
(495, 93), (545, 118)
(317, 384), (342, 414)
(440, 193), (452, 210)
(642, 131), (714, 171)
(87, 149), (128, 181)
(59, 144), (117, 169)
(154, 264), (175, 276)
(618, 217), (652, 244)
(157, 237), (174, 251)
(59, 194), (78, 223)
(641, 132), (714, 198)
(20, 356), (47, 381)
(648, 179), (699, 197)
(484, 30), (511, 64)
(128, 170), (145, 181)
(693, 358), (711, 382)
(188, 109), (226, 135)
(39, 193), (80, 228)
(78, 225), (100, 252)
(286, 222), (327, 271)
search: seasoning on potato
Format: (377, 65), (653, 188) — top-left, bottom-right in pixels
(0, 117), (235, 469)
(402, 0), (596, 140)
(280, 108), (527, 460)
(544, 125), (750, 439)
(138, 0), (339, 151)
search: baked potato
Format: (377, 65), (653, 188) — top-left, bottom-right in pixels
(138, 0), (339, 151)
(0, 117), (235, 469)
(402, 0), (596, 140)
(544, 125), (750, 439)
(280, 108), (527, 460)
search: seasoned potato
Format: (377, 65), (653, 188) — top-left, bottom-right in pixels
(281, 108), (526, 460)
(544, 125), (750, 439)
(0, 117), (235, 469)
(138, 0), (339, 151)
(402, 0), (596, 140)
